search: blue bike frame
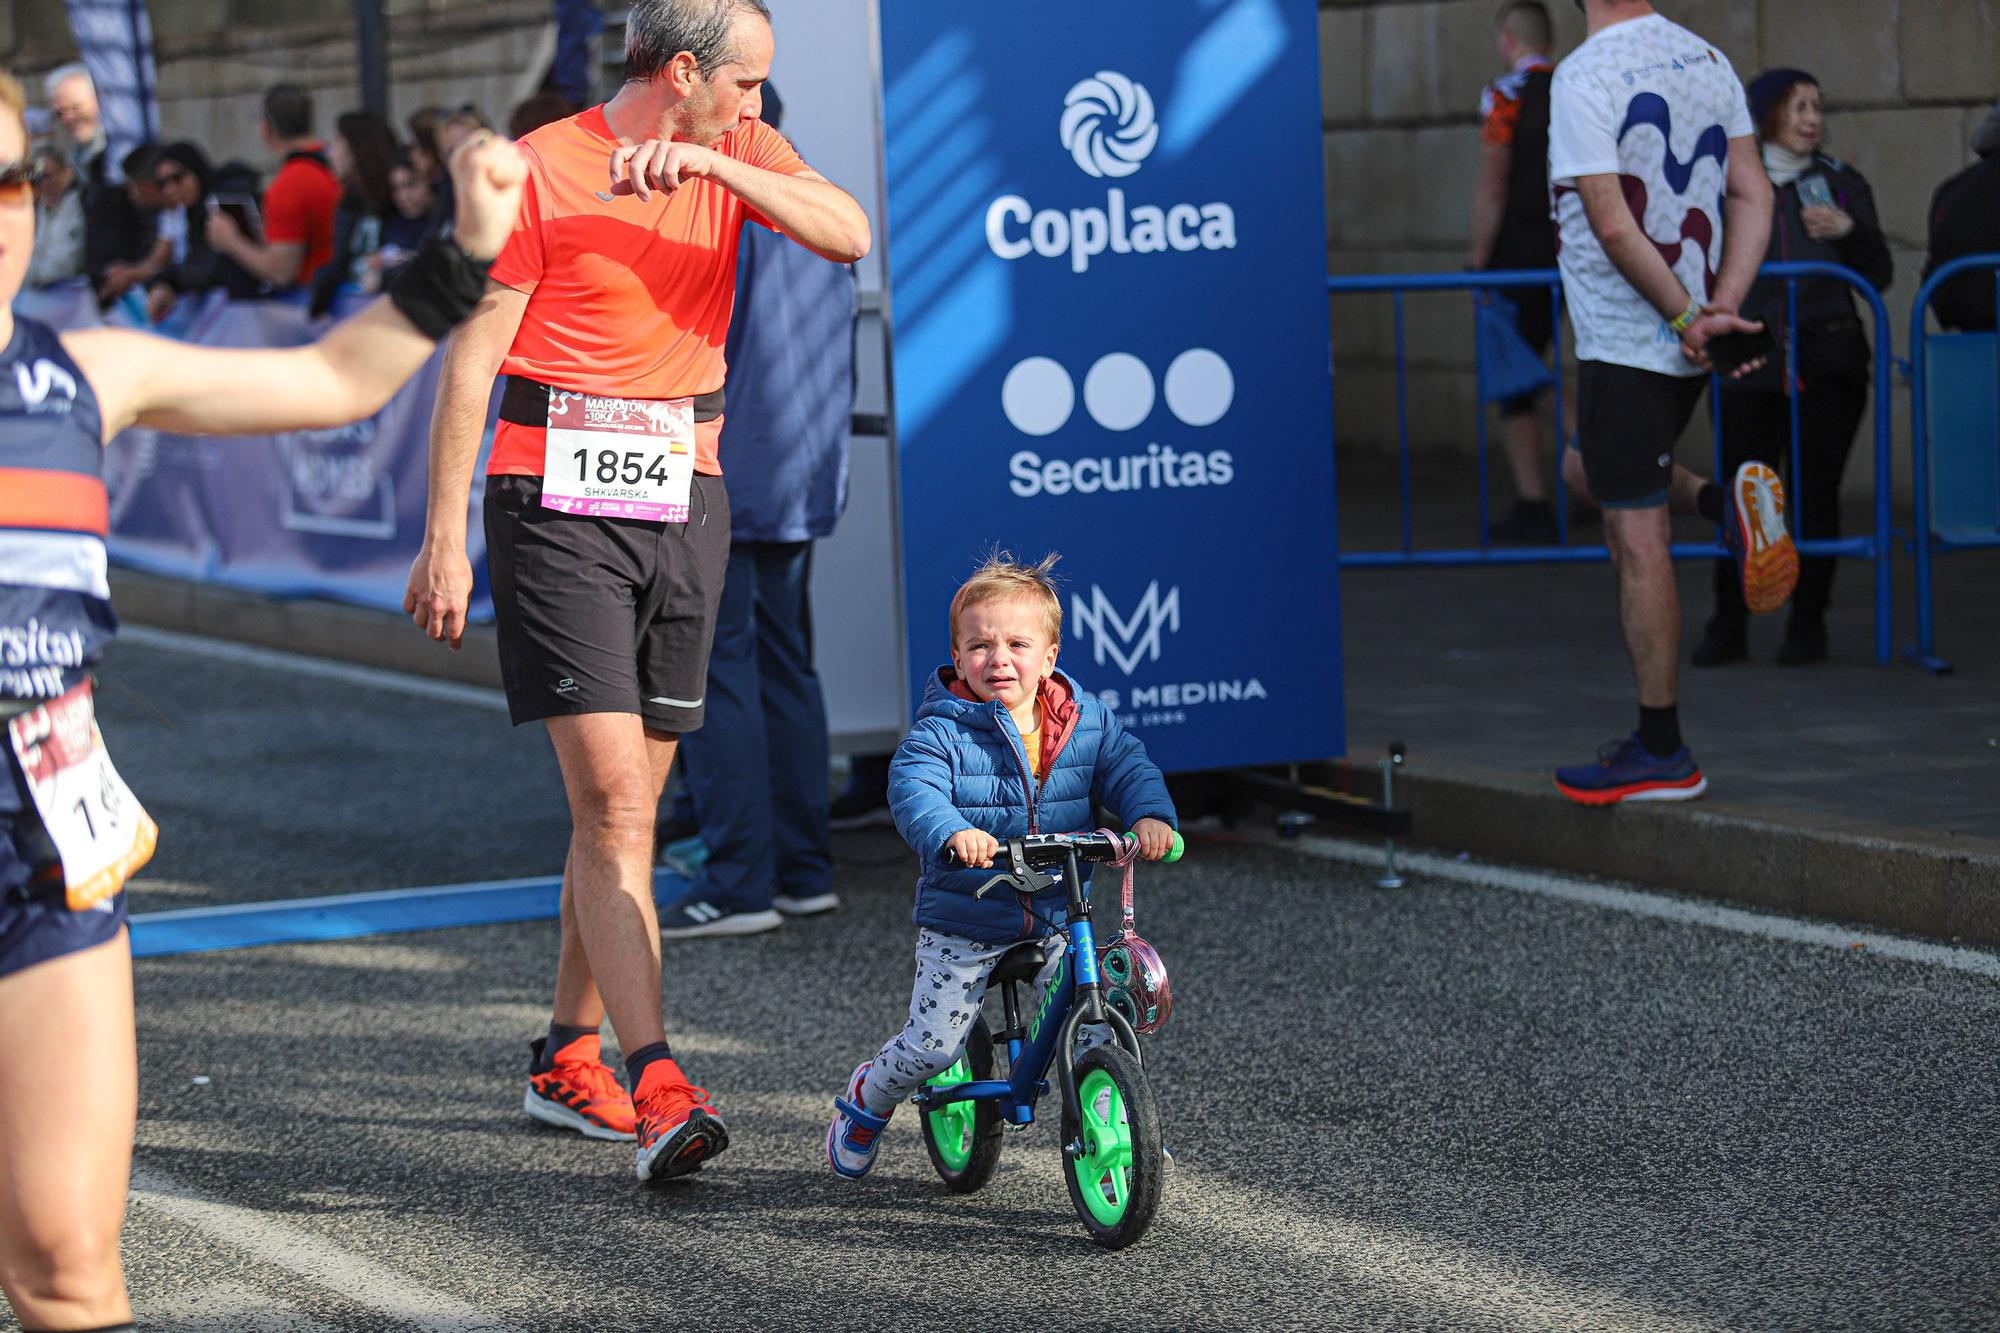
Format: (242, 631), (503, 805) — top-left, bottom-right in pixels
(916, 841), (1139, 1128)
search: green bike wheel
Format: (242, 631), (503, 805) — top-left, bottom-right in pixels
(919, 1013), (1003, 1193)
(1062, 1044), (1162, 1249)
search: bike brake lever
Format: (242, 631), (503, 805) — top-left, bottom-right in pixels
(975, 866), (1058, 899)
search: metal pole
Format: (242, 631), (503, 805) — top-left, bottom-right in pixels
(356, 0), (389, 119)
(1376, 743), (1405, 889)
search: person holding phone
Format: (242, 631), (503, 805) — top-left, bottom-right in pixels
(1547, 0), (1789, 806)
(1691, 68), (1891, 668)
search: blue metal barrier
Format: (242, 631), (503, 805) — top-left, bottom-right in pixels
(1905, 253), (2000, 675)
(1328, 263), (1896, 665)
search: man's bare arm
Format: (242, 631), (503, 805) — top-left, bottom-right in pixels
(1576, 172), (1690, 321)
(207, 212), (307, 287)
(1709, 135), (1774, 314)
(424, 283), (529, 548)
(611, 141), (870, 262)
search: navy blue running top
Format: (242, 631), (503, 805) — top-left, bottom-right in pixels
(0, 316), (114, 813)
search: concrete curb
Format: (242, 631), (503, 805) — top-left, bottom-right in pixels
(1331, 748), (2000, 949)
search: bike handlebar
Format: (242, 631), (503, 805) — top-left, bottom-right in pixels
(944, 829), (1185, 870)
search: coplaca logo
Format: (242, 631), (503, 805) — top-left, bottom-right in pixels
(1060, 72), (1157, 178)
(986, 70), (1235, 274)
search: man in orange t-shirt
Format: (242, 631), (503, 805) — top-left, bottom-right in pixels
(403, 0), (870, 1186)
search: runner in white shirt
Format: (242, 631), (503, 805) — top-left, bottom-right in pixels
(1548, 0), (1795, 806)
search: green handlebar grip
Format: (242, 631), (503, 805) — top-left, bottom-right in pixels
(1122, 830), (1187, 863)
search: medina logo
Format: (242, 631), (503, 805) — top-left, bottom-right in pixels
(1071, 582), (1179, 676)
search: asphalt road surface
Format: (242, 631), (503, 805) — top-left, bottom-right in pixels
(5, 631), (1995, 1331)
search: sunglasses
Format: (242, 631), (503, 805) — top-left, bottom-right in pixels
(0, 158), (44, 207)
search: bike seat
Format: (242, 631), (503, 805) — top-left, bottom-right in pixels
(989, 937), (1061, 987)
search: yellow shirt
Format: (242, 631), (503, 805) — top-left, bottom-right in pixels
(1019, 709), (1042, 780)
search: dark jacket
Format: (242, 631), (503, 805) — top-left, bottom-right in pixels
(888, 666), (1177, 945)
(1731, 154), (1892, 391)
(159, 163), (270, 303)
(1924, 155), (2000, 333)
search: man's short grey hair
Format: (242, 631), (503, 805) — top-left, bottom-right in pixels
(624, 0), (772, 84)
(44, 63), (94, 100)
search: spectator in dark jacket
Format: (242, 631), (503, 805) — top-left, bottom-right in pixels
(143, 142), (267, 322)
(309, 111), (403, 316)
(1695, 70), (1893, 669)
(88, 143), (167, 308)
(1923, 104), (2000, 333)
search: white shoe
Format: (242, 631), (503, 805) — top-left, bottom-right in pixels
(774, 891), (840, 916)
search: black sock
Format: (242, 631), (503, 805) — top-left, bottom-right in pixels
(1697, 482), (1723, 524)
(625, 1041), (674, 1089)
(1638, 704), (1682, 758)
(538, 1021), (599, 1070)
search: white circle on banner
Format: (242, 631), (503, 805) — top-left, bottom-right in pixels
(1083, 353), (1155, 431)
(1000, 357), (1075, 436)
(1164, 348), (1235, 427)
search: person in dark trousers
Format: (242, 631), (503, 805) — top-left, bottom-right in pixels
(1923, 103), (2000, 334)
(1470, 1), (1564, 542)
(1694, 69), (1892, 668)
(660, 85), (857, 938)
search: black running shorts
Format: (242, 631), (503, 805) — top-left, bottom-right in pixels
(1574, 360), (1709, 509)
(483, 473), (730, 731)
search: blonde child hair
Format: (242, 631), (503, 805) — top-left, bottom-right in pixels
(947, 549), (1063, 647)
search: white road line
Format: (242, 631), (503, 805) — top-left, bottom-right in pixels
(117, 625), (509, 713)
(1272, 832), (2000, 980)
(128, 1167), (522, 1332)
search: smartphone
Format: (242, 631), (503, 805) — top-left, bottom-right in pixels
(1706, 327), (1777, 378)
(1796, 174), (1835, 211)
(207, 192), (262, 243)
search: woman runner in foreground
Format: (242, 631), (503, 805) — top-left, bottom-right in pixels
(0, 70), (525, 1332)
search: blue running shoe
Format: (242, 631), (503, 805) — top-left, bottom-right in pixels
(1555, 733), (1707, 806)
(826, 1062), (891, 1179)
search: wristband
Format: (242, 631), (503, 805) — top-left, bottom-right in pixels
(1668, 300), (1700, 337)
(386, 231), (493, 341)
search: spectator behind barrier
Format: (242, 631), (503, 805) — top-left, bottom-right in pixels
(309, 111), (403, 316)
(1693, 69), (1892, 670)
(43, 63), (104, 178)
(661, 83), (858, 938)
(508, 91), (581, 140)
(24, 134), (86, 289)
(1923, 103), (2000, 333)
(406, 105), (453, 227)
(143, 141), (268, 324)
(385, 153), (439, 254)
(1470, 1), (1570, 543)
(88, 142), (165, 308)
(205, 83), (341, 291)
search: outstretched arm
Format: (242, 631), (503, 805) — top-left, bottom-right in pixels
(62, 134), (527, 440)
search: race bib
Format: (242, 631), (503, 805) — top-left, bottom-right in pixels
(540, 391), (696, 523)
(7, 681), (157, 912)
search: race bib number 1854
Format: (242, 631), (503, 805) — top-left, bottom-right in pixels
(540, 391), (696, 523)
(7, 681), (157, 911)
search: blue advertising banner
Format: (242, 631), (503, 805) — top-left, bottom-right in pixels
(878, 0), (1342, 771)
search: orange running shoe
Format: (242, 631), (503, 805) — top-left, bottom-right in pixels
(1725, 462), (1799, 615)
(524, 1035), (636, 1141)
(633, 1058), (730, 1183)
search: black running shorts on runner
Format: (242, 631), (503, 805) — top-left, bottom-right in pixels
(1575, 360), (1709, 509)
(484, 473), (730, 731)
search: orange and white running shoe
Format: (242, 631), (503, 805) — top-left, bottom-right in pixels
(633, 1058), (730, 1183)
(524, 1035), (636, 1142)
(1725, 462), (1799, 615)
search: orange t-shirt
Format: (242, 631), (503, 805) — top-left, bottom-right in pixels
(261, 147), (340, 286)
(486, 108), (811, 478)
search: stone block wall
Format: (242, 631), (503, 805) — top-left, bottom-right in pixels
(1320, 0), (1999, 500)
(9, 0), (1993, 495)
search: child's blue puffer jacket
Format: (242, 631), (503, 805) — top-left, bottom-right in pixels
(888, 665), (1177, 944)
